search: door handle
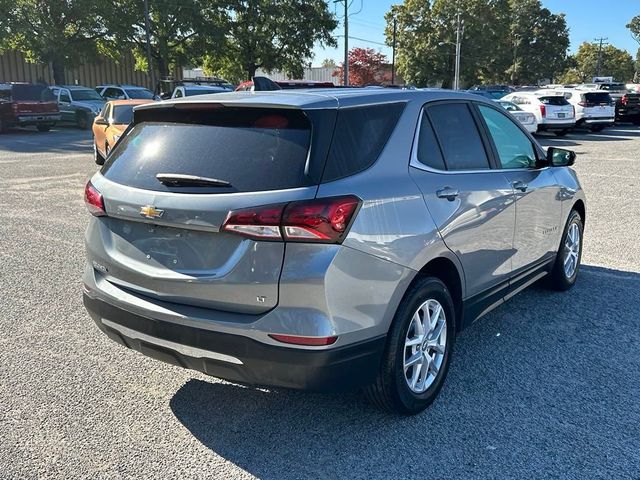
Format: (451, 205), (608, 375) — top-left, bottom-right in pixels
(436, 187), (459, 201)
(512, 180), (528, 192)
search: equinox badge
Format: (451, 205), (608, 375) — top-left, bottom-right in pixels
(139, 205), (164, 219)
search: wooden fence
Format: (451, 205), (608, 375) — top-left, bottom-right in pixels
(0, 49), (180, 88)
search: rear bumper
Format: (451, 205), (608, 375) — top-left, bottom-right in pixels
(537, 121), (575, 131)
(16, 114), (61, 124)
(83, 293), (385, 392)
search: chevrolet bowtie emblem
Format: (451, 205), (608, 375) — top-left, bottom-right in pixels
(139, 205), (164, 219)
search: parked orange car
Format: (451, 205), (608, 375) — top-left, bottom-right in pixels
(92, 99), (152, 164)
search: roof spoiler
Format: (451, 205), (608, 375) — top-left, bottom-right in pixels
(252, 76), (282, 91)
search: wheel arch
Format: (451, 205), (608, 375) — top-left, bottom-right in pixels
(572, 199), (585, 224)
(409, 256), (465, 333)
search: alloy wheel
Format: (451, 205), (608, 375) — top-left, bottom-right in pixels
(403, 299), (447, 394)
(564, 222), (580, 278)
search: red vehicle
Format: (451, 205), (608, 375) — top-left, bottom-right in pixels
(0, 83), (60, 132)
(236, 78), (335, 91)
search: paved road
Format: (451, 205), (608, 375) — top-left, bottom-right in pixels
(1, 125), (639, 479)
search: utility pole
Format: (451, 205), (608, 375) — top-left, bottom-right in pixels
(334, 0), (349, 86)
(511, 34), (520, 85)
(391, 16), (397, 85)
(454, 11), (463, 91)
(594, 36), (608, 77)
(143, 0), (155, 90)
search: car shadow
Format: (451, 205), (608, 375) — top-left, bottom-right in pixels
(0, 127), (92, 154)
(169, 264), (640, 479)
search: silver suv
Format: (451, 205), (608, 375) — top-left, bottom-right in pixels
(82, 90), (585, 414)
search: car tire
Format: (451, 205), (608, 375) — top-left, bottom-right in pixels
(590, 125), (604, 132)
(94, 142), (105, 165)
(364, 276), (456, 415)
(554, 129), (569, 137)
(76, 113), (90, 130)
(547, 209), (583, 291)
(36, 124), (51, 132)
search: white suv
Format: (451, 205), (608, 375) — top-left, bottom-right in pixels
(502, 92), (575, 136)
(538, 88), (614, 132)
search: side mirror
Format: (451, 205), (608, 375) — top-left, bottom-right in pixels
(547, 147), (576, 167)
(94, 117), (108, 126)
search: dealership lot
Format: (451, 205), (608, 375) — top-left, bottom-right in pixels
(1, 126), (639, 478)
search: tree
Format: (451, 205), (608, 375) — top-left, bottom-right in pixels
(385, 0), (569, 88)
(321, 58), (337, 69)
(0, 0), (111, 84)
(627, 15), (640, 81)
(333, 48), (389, 86)
(109, 0), (226, 80)
(205, 0), (337, 82)
(508, 0), (569, 84)
(563, 42), (635, 83)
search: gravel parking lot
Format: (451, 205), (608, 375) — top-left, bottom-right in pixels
(1, 125), (639, 479)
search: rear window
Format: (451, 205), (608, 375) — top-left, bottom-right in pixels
(538, 96), (569, 106)
(321, 103), (405, 182)
(11, 84), (56, 101)
(584, 92), (613, 104)
(599, 83), (625, 92)
(101, 108), (312, 194)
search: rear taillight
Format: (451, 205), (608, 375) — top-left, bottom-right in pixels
(539, 104), (546, 117)
(84, 181), (106, 216)
(222, 203), (285, 240)
(621, 95), (628, 106)
(222, 195), (361, 244)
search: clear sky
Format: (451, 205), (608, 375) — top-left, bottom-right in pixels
(312, 0), (640, 66)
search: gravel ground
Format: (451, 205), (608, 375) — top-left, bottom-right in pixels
(0, 125), (639, 479)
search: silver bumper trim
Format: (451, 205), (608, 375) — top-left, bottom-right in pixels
(101, 318), (244, 365)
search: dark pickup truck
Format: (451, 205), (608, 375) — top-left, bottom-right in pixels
(594, 83), (640, 124)
(0, 83), (61, 132)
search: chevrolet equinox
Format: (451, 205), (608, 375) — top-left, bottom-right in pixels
(83, 89), (585, 414)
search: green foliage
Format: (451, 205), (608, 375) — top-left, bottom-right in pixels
(386, 0), (569, 87)
(207, 0), (337, 81)
(321, 58), (337, 69)
(0, 0), (112, 83)
(564, 42), (635, 83)
(107, 0), (226, 79)
(628, 15), (640, 44)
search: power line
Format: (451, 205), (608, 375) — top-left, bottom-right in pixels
(337, 34), (388, 47)
(594, 37), (609, 77)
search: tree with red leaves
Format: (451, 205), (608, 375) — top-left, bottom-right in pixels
(333, 47), (390, 86)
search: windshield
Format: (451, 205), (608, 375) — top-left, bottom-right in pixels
(71, 89), (104, 101)
(12, 84), (56, 101)
(112, 105), (135, 124)
(102, 108), (312, 194)
(125, 88), (155, 99)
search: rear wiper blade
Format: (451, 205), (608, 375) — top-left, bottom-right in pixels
(156, 173), (232, 187)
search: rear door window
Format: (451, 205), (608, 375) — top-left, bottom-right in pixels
(427, 103), (490, 170)
(416, 112), (446, 170)
(102, 107), (312, 194)
(321, 103), (405, 181)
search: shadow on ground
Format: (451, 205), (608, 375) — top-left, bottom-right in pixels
(0, 127), (92, 154)
(170, 265), (640, 479)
